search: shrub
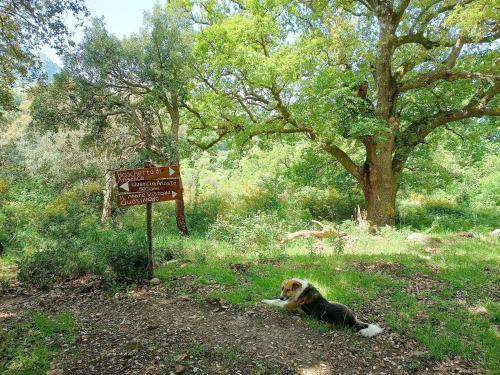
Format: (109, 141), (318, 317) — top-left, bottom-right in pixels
(208, 211), (285, 257)
(104, 232), (149, 283)
(240, 189), (283, 215)
(106, 245), (148, 283)
(17, 249), (66, 289)
(292, 186), (363, 222)
(398, 197), (499, 232)
(187, 195), (228, 235)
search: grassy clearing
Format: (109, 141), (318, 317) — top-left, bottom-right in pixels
(156, 234), (500, 373)
(0, 311), (76, 374)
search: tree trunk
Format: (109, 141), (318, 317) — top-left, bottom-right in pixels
(170, 106), (189, 236)
(361, 140), (398, 227)
(175, 199), (189, 236)
(101, 169), (114, 223)
(362, 174), (397, 227)
(360, 12), (398, 227)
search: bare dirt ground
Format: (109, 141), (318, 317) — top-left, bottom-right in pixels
(0, 279), (481, 375)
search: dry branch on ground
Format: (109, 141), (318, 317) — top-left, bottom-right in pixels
(280, 220), (348, 243)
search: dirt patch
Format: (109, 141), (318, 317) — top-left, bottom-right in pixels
(229, 263), (250, 275)
(166, 275), (232, 297)
(0, 282), (483, 375)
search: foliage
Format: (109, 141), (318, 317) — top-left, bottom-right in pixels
(185, 0), (499, 225)
(399, 196), (499, 232)
(0, 0), (87, 117)
(208, 211), (286, 258)
(17, 249), (66, 289)
(104, 231), (149, 284)
(30, 2), (194, 164)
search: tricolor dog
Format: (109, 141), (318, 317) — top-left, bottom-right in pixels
(262, 278), (383, 337)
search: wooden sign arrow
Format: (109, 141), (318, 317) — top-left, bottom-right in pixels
(117, 189), (181, 207)
(117, 178), (180, 194)
(115, 165), (180, 184)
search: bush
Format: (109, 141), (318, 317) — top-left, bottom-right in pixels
(398, 197), (499, 232)
(106, 245), (148, 283)
(293, 186), (362, 222)
(104, 232), (149, 283)
(240, 189), (283, 215)
(17, 249), (66, 289)
(208, 211), (285, 258)
(187, 195), (229, 235)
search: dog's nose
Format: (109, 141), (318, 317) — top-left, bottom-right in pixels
(279, 296), (285, 301)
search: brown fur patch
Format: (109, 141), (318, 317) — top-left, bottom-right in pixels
(281, 279), (302, 300)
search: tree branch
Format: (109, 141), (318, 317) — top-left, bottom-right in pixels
(392, 0), (411, 25)
(393, 81), (500, 172)
(306, 131), (362, 181)
(188, 131), (229, 150)
(399, 71), (497, 93)
(396, 31), (500, 50)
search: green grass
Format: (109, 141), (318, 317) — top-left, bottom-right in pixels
(156, 234), (500, 373)
(0, 311), (76, 375)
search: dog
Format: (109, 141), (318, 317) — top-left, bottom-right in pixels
(262, 278), (383, 337)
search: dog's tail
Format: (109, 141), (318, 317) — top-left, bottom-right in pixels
(355, 319), (383, 337)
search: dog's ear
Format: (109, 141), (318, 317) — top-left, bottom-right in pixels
(291, 281), (301, 290)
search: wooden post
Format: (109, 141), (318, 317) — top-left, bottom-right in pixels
(115, 162), (182, 280)
(146, 200), (153, 279)
(145, 162), (154, 280)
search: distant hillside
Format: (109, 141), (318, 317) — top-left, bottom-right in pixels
(39, 53), (62, 82)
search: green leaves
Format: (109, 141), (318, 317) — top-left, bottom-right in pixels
(0, 0), (88, 117)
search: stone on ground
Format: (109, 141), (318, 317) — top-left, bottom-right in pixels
(490, 229), (500, 238)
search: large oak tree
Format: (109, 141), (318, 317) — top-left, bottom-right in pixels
(186, 0), (499, 226)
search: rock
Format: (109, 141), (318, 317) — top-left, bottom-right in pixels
(47, 369), (64, 375)
(405, 233), (437, 245)
(150, 278), (161, 285)
(490, 229), (500, 238)
(174, 364), (187, 373)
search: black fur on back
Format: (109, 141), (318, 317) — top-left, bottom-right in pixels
(297, 285), (368, 329)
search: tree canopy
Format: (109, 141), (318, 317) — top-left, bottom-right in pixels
(0, 0), (88, 117)
(185, 0), (499, 225)
(29, 0), (499, 226)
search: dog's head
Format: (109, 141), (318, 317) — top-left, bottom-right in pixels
(280, 278), (308, 301)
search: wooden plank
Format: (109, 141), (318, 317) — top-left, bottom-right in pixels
(115, 165), (180, 184)
(117, 178), (180, 194)
(117, 189), (181, 207)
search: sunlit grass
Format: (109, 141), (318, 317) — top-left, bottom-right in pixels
(155, 234), (500, 373)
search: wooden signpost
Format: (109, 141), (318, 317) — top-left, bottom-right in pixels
(115, 164), (181, 279)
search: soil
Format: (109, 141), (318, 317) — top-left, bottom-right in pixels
(0, 278), (483, 375)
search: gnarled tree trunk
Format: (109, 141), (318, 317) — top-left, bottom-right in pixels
(170, 105), (189, 236)
(360, 13), (399, 227)
(101, 169), (114, 223)
(361, 170), (398, 227)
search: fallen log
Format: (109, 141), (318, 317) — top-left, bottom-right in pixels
(280, 220), (348, 243)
